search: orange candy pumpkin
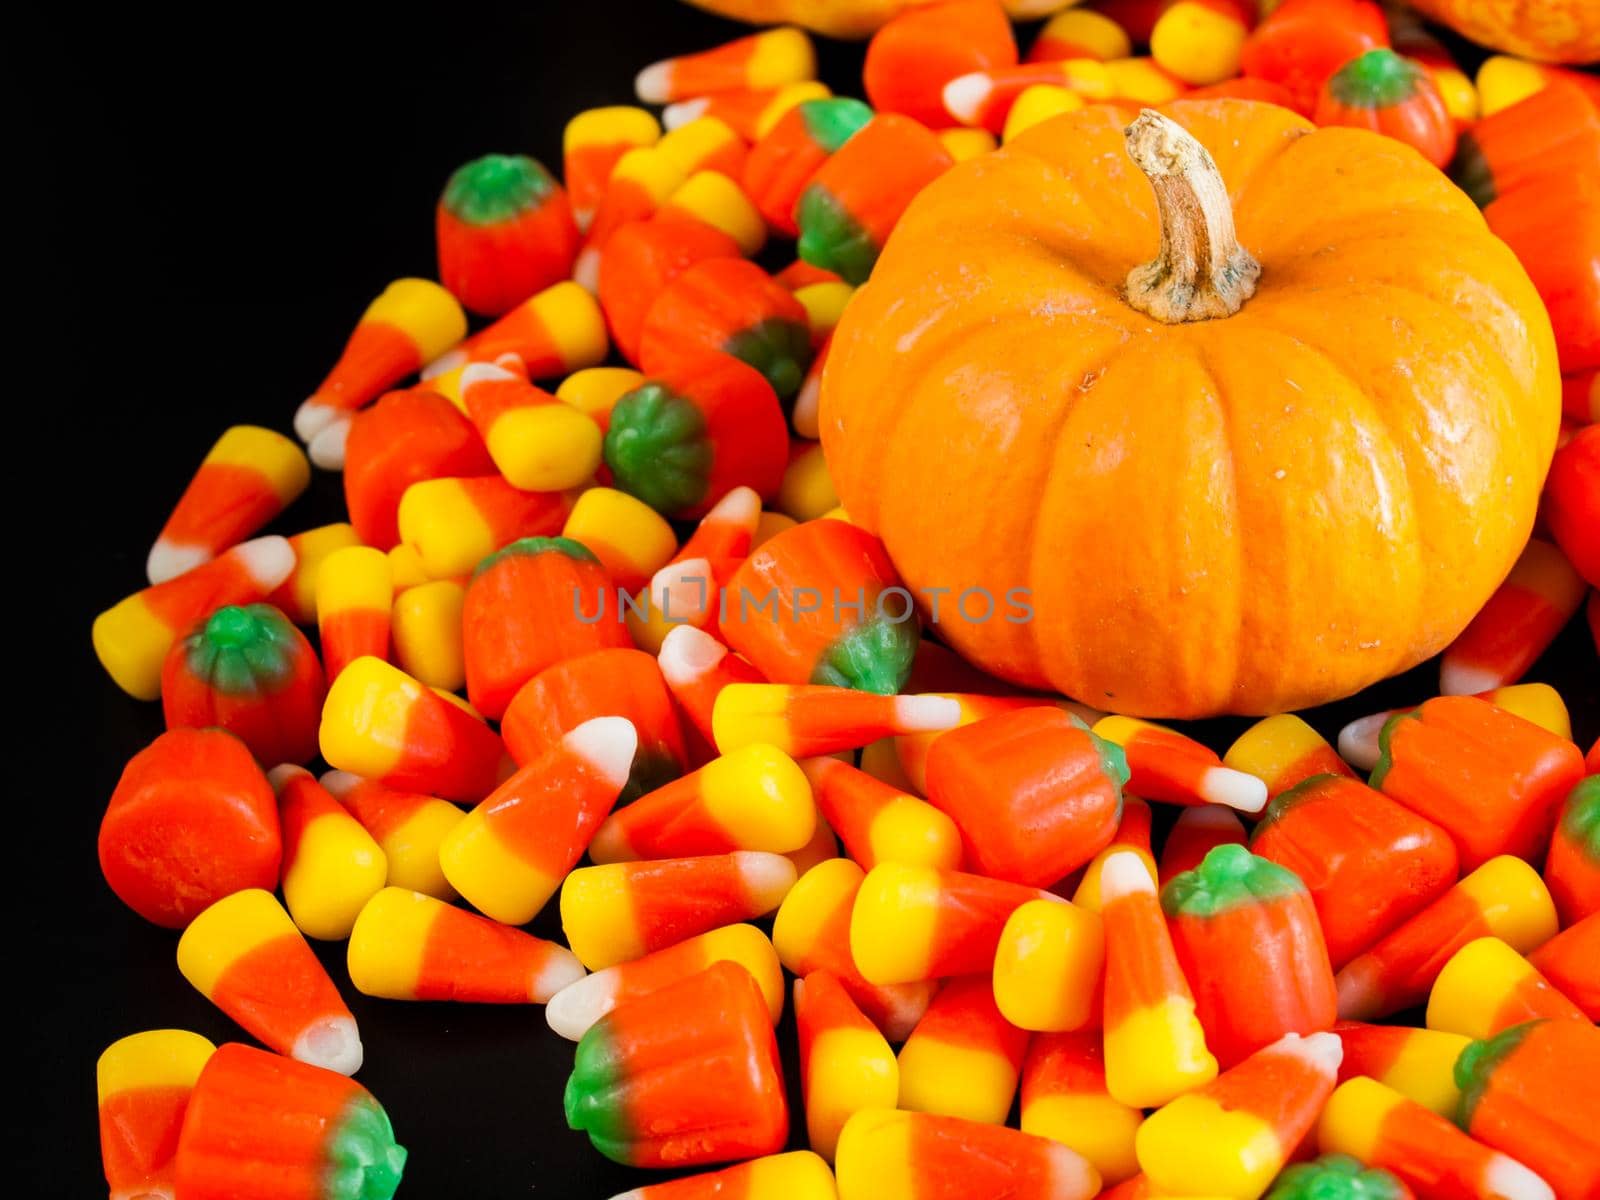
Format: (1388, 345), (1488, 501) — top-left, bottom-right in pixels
(821, 100), (1560, 717)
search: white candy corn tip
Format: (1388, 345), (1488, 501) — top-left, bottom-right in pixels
(652, 557), (714, 622)
(1484, 1154), (1555, 1200)
(307, 417), (350, 471)
(572, 247), (601, 295)
(1044, 1140), (1102, 1200)
(1334, 958), (1382, 1022)
(546, 971), (616, 1041)
(146, 539), (211, 585)
(943, 72), (993, 125)
(634, 60), (674, 105)
(708, 485), (763, 527)
(892, 694), (963, 734)
(1268, 1030), (1343, 1076)
(661, 97), (709, 130)
(294, 397), (340, 443)
(1337, 711), (1391, 772)
(1099, 850), (1156, 902)
(1440, 660), (1501, 698)
(792, 372), (822, 439)
(420, 348), (465, 379)
(736, 851), (800, 913)
(266, 763), (310, 793)
(1174, 804), (1245, 833)
(564, 716), (639, 794)
(318, 769), (362, 798)
(1199, 766), (1269, 814)
(292, 1016), (364, 1076)
(530, 945), (588, 1004)
(459, 360), (520, 392)
(658, 624), (727, 685)
(233, 535), (297, 591)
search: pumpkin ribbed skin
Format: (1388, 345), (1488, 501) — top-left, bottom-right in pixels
(820, 100), (1560, 718)
(1403, 0), (1600, 65)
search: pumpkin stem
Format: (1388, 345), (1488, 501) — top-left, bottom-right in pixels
(1122, 110), (1260, 323)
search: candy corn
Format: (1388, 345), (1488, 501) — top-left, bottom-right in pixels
(558, 366), (647, 430)
(560, 852), (797, 970)
(461, 536), (630, 720)
(1022, 1031), (1144, 1186)
(98, 728), (281, 928)
(1029, 8), (1132, 63)
(93, 535), (296, 700)
(898, 974), (1030, 1125)
(436, 153), (578, 317)
(396, 474), (575, 580)
(320, 656), (508, 802)
(1223, 713), (1355, 800)
(636, 483), (762, 635)
(562, 485), (680, 595)
(1162, 844), (1337, 1069)
(772, 859), (935, 1041)
(174, 1043), (405, 1200)
(565, 106), (661, 232)
(993, 897), (1105, 1032)
(795, 969), (898, 1162)
(176, 889), (362, 1074)
(546, 923), (784, 1042)
(267, 522), (361, 624)
(927, 706), (1128, 887)
(347, 886), (583, 1003)
(148, 425), (309, 584)
(713, 683), (958, 758)
(315, 544), (391, 681)
(635, 27), (815, 105)
(662, 81), (828, 142)
(1332, 1021), (1471, 1117)
(458, 361), (602, 492)
(1158, 806), (1247, 884)
(1334, 856), (1559, 1021)
(321, 770), (462, 901)
(294, 278), (466, 466)
(656, 115), (749, 179)
(862, 0), (1017, 128)
(271, 765), (386, 941)
(1251, 774), (1459, 970)
(1093, 716), (1269, 813)
(389, 577), (465, 690)
(503, 646), (686, 804)
(426, 280), (607, 379)
(1527, 912), (1599, 1019)
(605, 1152), (839, 1200)
(1318, 1076), (1553, 1200)
(801, 755), (962, 871)
(565, 960), (788, 1167)
(1439, 539), (1586, 695)
(1455, 1019), (1600, 1200)
(97, 1029), (215, 1200)
(575, 148), (688, 291)
(1100, 850), (1219, 1107)
(1369, 695), (1585, 870)
(440, 717), (634, 924)
(1136, 1031), (1342, 1200)
(721, 518), (920, 694)
(1425, 937), (1587, 1040)
(160, 603), (325, 766)
(588, 742), (815, 863)
(1001, 84), (1086, 141)
(795, 114), (954, 285)
(850, 862), (1057, 985)
(942, 61), (1112, 132)
(834, 1109), (1101, 1200)
(658, 624), (766, 747)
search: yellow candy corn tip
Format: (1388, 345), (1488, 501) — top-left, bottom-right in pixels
(848, 863), (943, 986)
(487, 403), (603, 492)
(1425, 936), (1528, 1039)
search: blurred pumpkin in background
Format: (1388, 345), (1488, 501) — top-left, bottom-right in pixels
(1402, 0), (1600, 64)
(682, 0), (1078, 38)
(821, 100), (1561, 718)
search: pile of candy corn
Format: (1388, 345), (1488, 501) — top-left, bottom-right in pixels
(91, 5), (1598, 1199)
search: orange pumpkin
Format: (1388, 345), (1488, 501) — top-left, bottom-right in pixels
(680, 0), (1075, 38)
(1402, 0), (1600, 65)
(820, 100), (1560, 717)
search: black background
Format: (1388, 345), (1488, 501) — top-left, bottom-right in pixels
(26, 3), (1598, 1196)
